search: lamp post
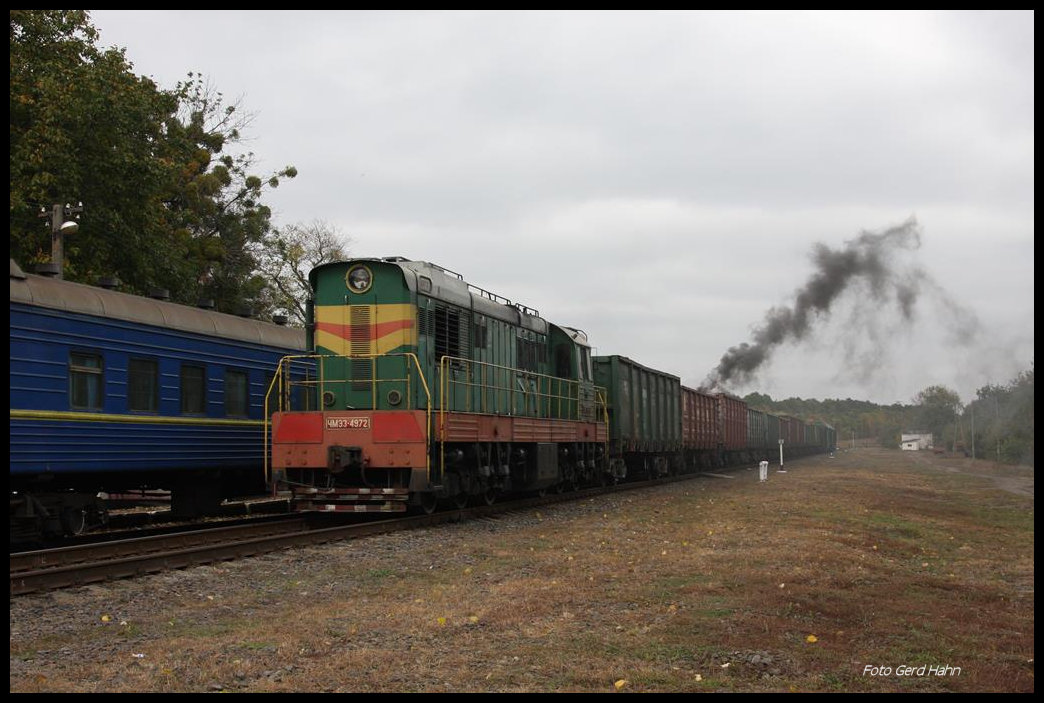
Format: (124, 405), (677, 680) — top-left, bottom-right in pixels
(38, 202), (83, 279)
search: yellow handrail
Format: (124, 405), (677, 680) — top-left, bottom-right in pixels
(436, 355), (609, 477)
(437, 356), (604, 422)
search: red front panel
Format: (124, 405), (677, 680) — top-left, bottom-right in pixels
(272, 410), (428, 471)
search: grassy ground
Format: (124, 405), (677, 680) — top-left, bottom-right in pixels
(9, 448), (1034, 692)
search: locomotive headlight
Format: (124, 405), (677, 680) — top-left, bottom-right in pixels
(346, 265), (372, 293)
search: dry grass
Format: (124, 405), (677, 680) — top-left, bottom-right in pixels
(10, 448), (1034, 692)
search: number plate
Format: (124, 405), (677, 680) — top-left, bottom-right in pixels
(326, 416), (371, 430)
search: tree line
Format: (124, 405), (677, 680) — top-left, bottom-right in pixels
(744, 363), (1034, 467)
(10, 10), (346, 324)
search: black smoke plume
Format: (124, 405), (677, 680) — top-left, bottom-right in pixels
(702, 217), (955, 392)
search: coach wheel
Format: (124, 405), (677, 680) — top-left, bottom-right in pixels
(452, 491), (470, 510)
(482, 488), (497, 506)
(61, 507), (87, 536)
(420, 492), (438, 515)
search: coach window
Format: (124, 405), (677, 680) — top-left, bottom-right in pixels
(181, 365), (206, 414)
(225, 369), (249, 417)
(70, 352), (103, 410)
(128, 358), (159, 412)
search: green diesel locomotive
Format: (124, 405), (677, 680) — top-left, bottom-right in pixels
(268, 258), (612, 513)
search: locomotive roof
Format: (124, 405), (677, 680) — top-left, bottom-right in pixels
(315, 257), (550, 335)
(556, 326), (592, 348)
(10, 260), (306, 351)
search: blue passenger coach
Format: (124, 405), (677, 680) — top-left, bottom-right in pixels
(10, 260), (306, 539)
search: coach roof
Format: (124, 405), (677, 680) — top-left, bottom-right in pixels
(10, 259), (305, 351)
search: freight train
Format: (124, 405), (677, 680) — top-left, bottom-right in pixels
(9, 259), (308, 540)
(268, 258), (835, 514)
(9, 255), (834, 540)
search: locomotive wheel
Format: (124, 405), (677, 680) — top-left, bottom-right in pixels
(481, 488), (497, 506)
(453, 491), (469, 510)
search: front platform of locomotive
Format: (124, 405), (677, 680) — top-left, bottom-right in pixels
(269, 258), (433, 513)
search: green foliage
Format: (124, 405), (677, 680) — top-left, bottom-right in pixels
(910, 385), (963, 446)
(965, 364), (1034, 466)
(10, 10), (297, 316)
(11, 10), (179, 280)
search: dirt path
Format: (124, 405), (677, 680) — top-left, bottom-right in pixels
(908, 451), (1034, 498)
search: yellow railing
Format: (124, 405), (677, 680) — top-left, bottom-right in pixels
(437, 355), (606, 425)
(437, 356), (610, 476)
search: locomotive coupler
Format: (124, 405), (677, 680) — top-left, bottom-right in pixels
(328, 446), (364, 474)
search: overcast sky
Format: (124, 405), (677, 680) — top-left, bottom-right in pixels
(89, 10), (1034, 406)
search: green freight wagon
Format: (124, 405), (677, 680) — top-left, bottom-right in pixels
(766, 412), (782, 457)
(747, 407), (768, 463)
(593, 355), (682, 478)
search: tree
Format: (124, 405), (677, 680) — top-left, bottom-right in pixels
(11, 10), (181, 284)
(911, 385), (962, 448)
(163, 75), (297, 315)
(10, 10), (296, 316)
(742, 391), (773, 409)
(256, 220), (351, 324)
(967, 364), (1034, 466)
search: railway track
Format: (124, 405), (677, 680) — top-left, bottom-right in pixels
(10, 471), (715, 596)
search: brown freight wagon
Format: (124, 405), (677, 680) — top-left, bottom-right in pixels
(715, 392), (749, 467)
(681, 385), (719, 469)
